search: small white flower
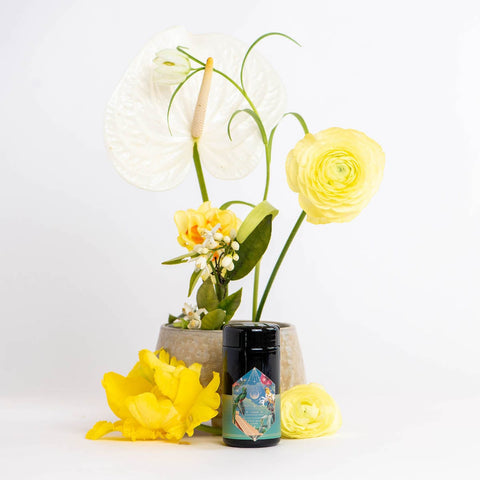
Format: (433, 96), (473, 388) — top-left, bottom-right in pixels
(213, 232), (223, 241)
(152, 49), (191, 86)
(223, 235), (231, 244)
(187, 318), (202, 329)
(195, 256), (207, 271)
(231, 241), (240, 251)
(233, 253), (239, 261)
(221, 255), (233, 269)
(226, 263), (235, 272)
(229, 229), (237, 239)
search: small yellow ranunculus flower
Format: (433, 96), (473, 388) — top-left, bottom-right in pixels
(286, 128), (385, 224)
(174, 201), (241, 250)
(281, 383), (342, 439)
(86, 349), (220, 442)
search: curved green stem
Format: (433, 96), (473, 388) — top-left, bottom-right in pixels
(255, 211), (306, 322)
(220, 200), (255, 210)
(193, 142), (209, 202)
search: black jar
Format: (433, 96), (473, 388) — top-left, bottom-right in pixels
(222, 322), (281, 447)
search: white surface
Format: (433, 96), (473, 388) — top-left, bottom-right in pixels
(1, 0), (480, 478)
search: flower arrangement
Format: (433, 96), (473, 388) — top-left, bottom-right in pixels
(89, 26), (384, 442)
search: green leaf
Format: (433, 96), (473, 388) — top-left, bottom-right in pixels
(230, 216), (272, 280)
(172, 318), (188, 329)
(218, 288), (242, 322)
(188, 269), (202, 297)
(196, 278), (219, 311)
(201, 309), (226, 330)
(236, 200), (278, 243)
(162, 251), (198, 265)
(227, 108), (267, 145)
(168, 314), (177, 324)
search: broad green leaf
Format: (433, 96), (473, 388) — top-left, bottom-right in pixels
(236, 201), (278, 243)
(168, 314), (177, 324)
(196, 278), (219, 311)
(201, 309), (226, 330)
(188, 269), (202, 296)
(230, 216), (272, 280)
(218, 288), (242, 322)
(162, 251), (198, 265)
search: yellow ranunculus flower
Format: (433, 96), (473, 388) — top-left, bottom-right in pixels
(281, 383), (342, 439)
(286, 128), (385, 224)
(174, 201), (242, 250)
(86, 349), (220, 442)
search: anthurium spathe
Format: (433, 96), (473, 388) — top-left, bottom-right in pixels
(86, 349), (220, 442)
(105, 26), (287, 191)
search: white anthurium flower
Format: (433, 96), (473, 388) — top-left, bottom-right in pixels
(105, 26), (287, 191)
(152, 49), (191, 85)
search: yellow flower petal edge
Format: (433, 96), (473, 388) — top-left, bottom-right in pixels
(281, 383), (342, 439)
(86, 349), (220, 442)
(286, 128), (385, 224)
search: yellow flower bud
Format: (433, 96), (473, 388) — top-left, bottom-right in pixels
(281, 383), (342, 439)
(286, 128), (385, 224)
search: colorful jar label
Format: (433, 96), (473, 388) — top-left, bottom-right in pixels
(223, 367), (280, 441)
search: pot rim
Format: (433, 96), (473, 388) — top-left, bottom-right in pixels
(161, 320), (294, 331)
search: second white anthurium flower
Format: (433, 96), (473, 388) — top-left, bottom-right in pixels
(105, 26), (287, 191)
(152, 49), (191, 85)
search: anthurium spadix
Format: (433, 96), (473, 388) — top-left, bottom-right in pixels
(105, 26), (287, 191)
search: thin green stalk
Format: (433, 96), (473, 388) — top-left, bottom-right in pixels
(193, 142), (209, 202)
(220, 200), (255, 210)
(262, 141), (272, 201)
(252, 264), (260, 320)
(255, 211), (306, 322)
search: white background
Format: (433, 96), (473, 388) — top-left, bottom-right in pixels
(1, 0), (479, 478)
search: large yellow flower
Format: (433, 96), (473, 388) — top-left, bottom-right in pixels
(286, 128), (385, 224)
(174, 201), (241, 250)
(281, 383), (342, 439)
(86, 349), (220, 442)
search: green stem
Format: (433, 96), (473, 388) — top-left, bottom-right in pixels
(220, 200), (255, 210)
(263, 142), (272, 201)
(252, 263), (260, 320)
(193, 142), (209, 202)
(255, 211), (306, 322)
(195, 424), (222, 436)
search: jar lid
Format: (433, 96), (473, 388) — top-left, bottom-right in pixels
(223, 322), (280, 349)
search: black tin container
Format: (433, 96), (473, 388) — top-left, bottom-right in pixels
(222, 322), (281, 447)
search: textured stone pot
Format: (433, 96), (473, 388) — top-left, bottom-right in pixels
(155, 321), (306, 426)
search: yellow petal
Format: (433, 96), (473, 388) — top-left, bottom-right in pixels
(102, 372), (152, 420)
(117, 418), (164, 441)
(85, 420), (115, 440)
(153, 362), (184, 401)
(184, 371), (220, 436)
(125, 392), (179, 431)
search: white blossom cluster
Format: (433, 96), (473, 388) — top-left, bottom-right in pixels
(191, 224), (240, 282)
(173, 303), (207, 329)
